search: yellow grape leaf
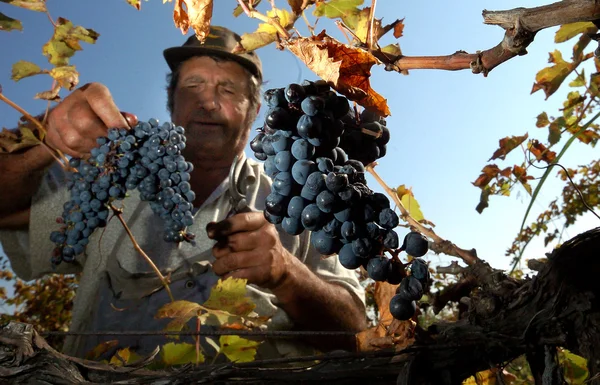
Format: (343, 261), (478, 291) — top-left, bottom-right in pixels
(353, 7), (385, 44)
(161, 342), (204, 365)
(488, 133), (529, 161)
(531, 50), (575, 99)
(462, 368), (517, 384)
(0, 0), (46, 12)
(202, 277), (255, 316)
(219, 335), (260, 363)
(256, 8), (291, 34)
(156, 300), (202, 320)
(109, 347), (132, 366)
(34, 83), (62, 101)
(569, 69), (586, 87)
(169, 0), (213, 42)
(554, 22), (595, 43)
(126, 0), (142, 10)
(234, 30), (277, 53)
(381, 43), (401, 56)
(84, 340), (119, 360)
(401, 192), (424, 222)
(50, 65), (79, 90)
(11, 60), (43, 81)
(0, 126), (43, 153)
(42, 17), (100, 66)
(0, 12), (22, 31)
(313, 0), (363, 28)
(559, 349), (589, 384)
(286, 31), (390, 116)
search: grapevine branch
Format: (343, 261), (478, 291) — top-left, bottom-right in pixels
(366, 163), (480, 266)
(236, 0), (291, 39)
(372, 0), (600, 75)
(109, 204), (174, 303)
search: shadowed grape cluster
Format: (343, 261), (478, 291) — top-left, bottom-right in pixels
(50, 119), (196, 265)
(252, 80), (402, 283)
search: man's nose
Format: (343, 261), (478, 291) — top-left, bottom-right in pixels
(197, 86), (220, 111)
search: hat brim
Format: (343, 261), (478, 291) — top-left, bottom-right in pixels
(163, 46), (261, 80)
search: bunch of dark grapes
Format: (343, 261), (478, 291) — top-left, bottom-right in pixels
(389, 231), (431, 320)
(50, 118), (196, 265)
(251, 80), (403, 283)
(339, 108), (390, 167)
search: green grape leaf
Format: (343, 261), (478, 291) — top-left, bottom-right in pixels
(559, 349), (588, 384)
(0, 0), (46, 12)
(126, 0), (141, 10)
(42, 17), (100, 66)
(11, 60), (43, 81)
(381, 43), (401, 56)
(0, 12), (22, 31)
(489, 133), (529, 161)
(569, 69), (586, 87)
(536, 112), (549, 128)
(50, 65), (79, 90)
(161, 342), (204, 365)
(256, 8), (291, 34)
(202, 277), (255, 317)
(554, 21), (595, 43)
(531, 50), (575, 99)
(219, 335), (260, 363)
(313, 0), (363, 28)
(234, 30), (277, 53)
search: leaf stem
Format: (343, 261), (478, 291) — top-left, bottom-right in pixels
(109, 204), (175, 302)
(366, 163), (480, 265)
(236, 0), (291, 39)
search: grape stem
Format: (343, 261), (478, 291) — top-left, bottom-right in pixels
(109, 204), (175, 302)
(236, 0), (291, 39)
(0, 92), (70, 167)
(366, 163), (480, 266)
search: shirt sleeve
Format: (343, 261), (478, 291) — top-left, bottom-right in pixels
(0, 163), (82, 281)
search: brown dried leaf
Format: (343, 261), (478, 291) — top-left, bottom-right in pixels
(0, 126), (43, 153)
(170, 0), (213, 42)
(528, 140), (556, 164)
(0, 0), (46, 12)
(34, 83), (62, 101)
(472, 164), (501, 188)
(512, 165), (534, 195)
(288, 0), (303, 14)
(286, 31), (390, 116)
(393, 20), (404, 38)
(489, 133), (529, 161)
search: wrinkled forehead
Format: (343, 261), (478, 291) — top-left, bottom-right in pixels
(177, 56), (250, 87)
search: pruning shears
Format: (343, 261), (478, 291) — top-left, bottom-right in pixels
(226, 153), (253, 217)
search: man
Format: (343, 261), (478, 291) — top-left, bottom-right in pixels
(0, 26), (366, 360)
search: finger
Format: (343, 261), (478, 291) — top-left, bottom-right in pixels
(206, 212), (265, 239)
(60, 101), (106, 154)
(226, 229), (269, 252)
(212, 250), (261, 277)
(82, 83), (129, 130)
(120, 111), (138, 128)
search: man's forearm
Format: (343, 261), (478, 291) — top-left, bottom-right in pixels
(271, 255), (367, 352)
(0, 144), (54, 222)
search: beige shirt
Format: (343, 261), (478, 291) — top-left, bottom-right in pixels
(0, 153), (365, 359)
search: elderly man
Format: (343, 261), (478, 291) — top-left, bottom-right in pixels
(0, 26), (366, 360)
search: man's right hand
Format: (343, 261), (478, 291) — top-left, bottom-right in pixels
(45, 82), (137, 158)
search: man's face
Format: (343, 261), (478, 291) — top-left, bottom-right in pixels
(171, 56), (255, 167)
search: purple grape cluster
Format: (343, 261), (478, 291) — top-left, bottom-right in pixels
(50, 118), (196, 265)
(252, 80), (402, 283)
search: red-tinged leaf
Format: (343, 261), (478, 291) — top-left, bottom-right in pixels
(43, 18), (99, 66)
(234, 30), (277, 53)
(536, 112), (549, 128)
(499, 167), (512, 177)
(34, 83), (62, 101)
(85, 340), (119, 360)
(472, 164), (501, 188)
(219, 335), (260, 363)
(554, 22), (595, 43)
(393, 20), (404, 38)
(0, 126), (43, 153)
(202, 277), (255, 316)
(11, 60), (44, 81)
(286, 31), (390, 116)
(170, 0), (213, 42)
(489, 133), (529, 161)
(0, 12), (22, 31)
(531, 50), (575, 99)
(0, 0), (46, 12)
(528, 140), (557, 164)
(126, 0), (141, 10)
(512, 165), (534, 195)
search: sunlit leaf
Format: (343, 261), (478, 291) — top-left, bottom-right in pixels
(256, 8), (291, 34)
(569, 69), (586, 87)
(11, 60), (43, 81)
(381, 43), (401, 56)
(109, 347), (132, 366)
(0, 126), (43, 153)
(234, 30), (277, 53)
(531, 50), (575, 99)
(536, 112), (549, 128)
(202, 277), (255, 316)
(472, 164), (507, 188)
(0, 12), (22, 32)
(396, 186), (424, 222)
(169, 0), (213, 42)
(287, 31), (390, 116)
(42, 18), (100, 66)
(219, 335), (260, 363)
(161, 342), (204, 365)
(528, 140), (556, 164)
(512, 165), (534, 195)
(0, 0), (46, 12)
(488, 133), (528, 161)
(313, 0), (363, 27)
(393, 21), (404, 38)
(559, 349), (589, 384)
(554, 22), (595, 43)
(50, 65), (79, 90)
(126, 0), (142, 10)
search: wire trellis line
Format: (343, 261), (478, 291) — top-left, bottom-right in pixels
(40, 329), (357, 338)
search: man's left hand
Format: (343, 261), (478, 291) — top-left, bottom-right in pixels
(207, 211), (294, 289)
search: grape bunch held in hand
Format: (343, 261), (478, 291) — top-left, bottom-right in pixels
(50, 119), (196, 265)
(252, 80), (400, 281)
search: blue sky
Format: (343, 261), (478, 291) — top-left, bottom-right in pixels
(0, 0), (598, 277)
